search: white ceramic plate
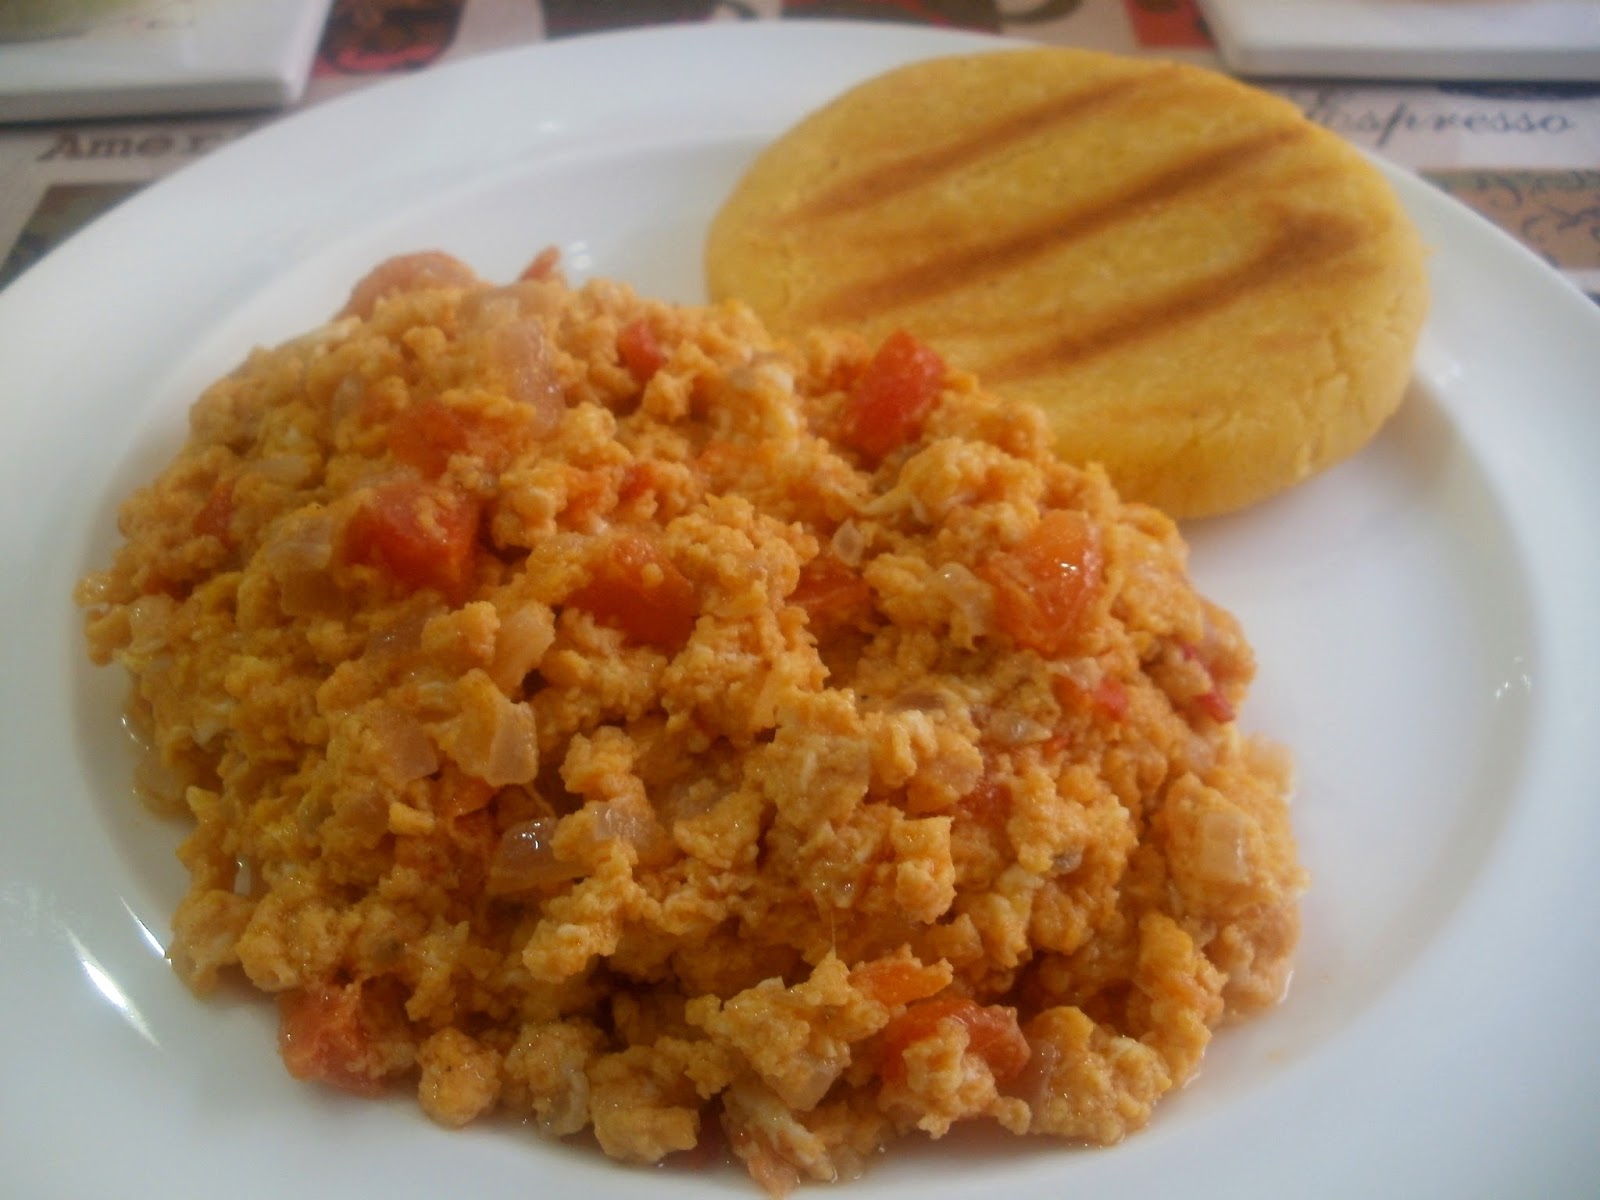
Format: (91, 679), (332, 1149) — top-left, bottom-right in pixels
(1, 20), (1596, 1200)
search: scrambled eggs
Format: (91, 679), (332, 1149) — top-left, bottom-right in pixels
(77, 252), (1304, 1193)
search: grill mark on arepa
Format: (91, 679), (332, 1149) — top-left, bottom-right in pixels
(783, 74), (1156, 226)
(806, 124), (1307, 324)
(984, 213), (1363, 381)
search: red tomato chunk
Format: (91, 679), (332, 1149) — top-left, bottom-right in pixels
(850, 957), (950, 1010)
(617, 318), (667, 383)
(880, 995), (1030, 1086)
(277, 982), (385, 1096)
(1180, 641), (1237, 723)
(192, 478), (235, 545)
(840, 330), (946, 462)
(340, 251), (478, 321)
(789, 555), (872, 632)
(982, 509), (1104, 658)
(957, 776), (1011, 830)
(518, 245), (560, 281)
(386, 398), (474, 478)
(1092, 675), (1130, 720)
(566, 534), (697, 649)
(343, 480), (480, 599)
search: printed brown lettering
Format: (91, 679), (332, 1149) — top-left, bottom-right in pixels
(86, 136), (134, 158)
(1297, 93), (1577, 150)
(184, 130), (227, 155)
(39, 132), (82, 161)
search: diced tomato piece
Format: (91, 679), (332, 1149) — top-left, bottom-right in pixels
(1091, 676), (1129, 719)
(1179, 642), (1237, 723)
(694, 438), (755, 485)
(446, 809), (497, 884)
(519, 246), (561, 281)
(879, 995), (1030, 1086)
(139, 572), (184, 599)
(958, 776), (1011, 829)
(850, 957), (950, 1009)
(340, 251), (478, 320)
(566, 534), (696, 649)
(387, 395), (537, 478)
(386, 398), (473, 478)
(1053, 671), (1131, 722)
(840, 330), (946, 462)
(618, 465), (646, 505)
(1039, 733), (1072, 761)
(562, 468), (616, 524)
(277, 981), (386, 1096)
(1195, 690), (1234, 722)
(343, 480), (480, 600)
(617, 318), (667, 383)
(981, 509), (1104, 658)
(193, 478), (236, 545)
(617, 462), (657, 507)
(790, 555), (872, 632)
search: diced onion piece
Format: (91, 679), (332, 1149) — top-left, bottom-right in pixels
(1196, 808), (1252, 883)
(988, 708), (1049, 746)
(932, 561), (992, 642)
(133, 749), (189, 816)
(778, 1055), (847, 1112)
(263, 512), (335, 576)
(889, 687), (954, 713)
(365, 608), (431, 663)
(366, 704), (438, 783)
(1052, 847), (1084, 875)
(1004, 1036), (1062, 1113)
(251, 454), (316, 487)
(448, 672), (539, 788)
(829, 519), (867, 567)
(488, 603), (555, 692)
(586, 799), (674, 869)
(125, 593), (176, 655)
(592, 800), (651, 848)
(489, 318), (564, 435)
(486, 818), (581, 894)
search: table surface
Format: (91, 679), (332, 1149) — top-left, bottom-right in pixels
(1, 0), (1597, 301)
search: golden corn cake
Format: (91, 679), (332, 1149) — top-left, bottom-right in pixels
(77, 251), (1305, 1194)
(706, 47), (1429, 519)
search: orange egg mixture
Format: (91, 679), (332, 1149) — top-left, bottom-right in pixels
(77, 251), (1304, 1194)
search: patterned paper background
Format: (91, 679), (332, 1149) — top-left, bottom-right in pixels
(2, 0), (1597, 299)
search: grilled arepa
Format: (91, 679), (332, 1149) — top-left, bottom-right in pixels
(706, 47), (1429, 519)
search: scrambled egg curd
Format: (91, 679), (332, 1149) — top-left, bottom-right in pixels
(78, 252), (1305, 1194)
